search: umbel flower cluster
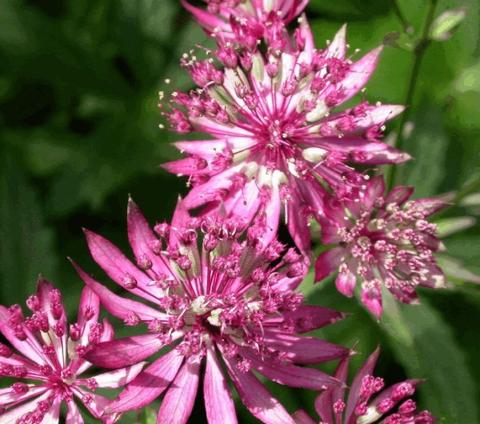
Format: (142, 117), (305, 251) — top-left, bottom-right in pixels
(1, 1), (452, 423)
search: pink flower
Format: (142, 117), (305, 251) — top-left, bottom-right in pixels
(182, 0), (308, 46)
(162, 19), (409, 253)
(0, 279), (145, 424)
(73, 198), (350, 424)
(292, 348), (435, 424)
(315, 176), (446, 318)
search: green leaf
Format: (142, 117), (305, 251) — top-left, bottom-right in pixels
(398, 102), (448, 197)
(430, 8), (467, 41)
(139, 407), (157, 424)
(461, 192), (480, 207)
(0, 150), (58, 304)
(455, 60), (480, 93)
(119, 0), (178, 42)
(445, 173), (480, 209)
(436, 216), (476, 238)
(303, 271), (383, 372)
(381, 293), (479, 422)
(307, 0), (391, 19)
(437, 254), (480, 285)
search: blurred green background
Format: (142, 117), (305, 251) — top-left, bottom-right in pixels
(1, 0), (479, 422)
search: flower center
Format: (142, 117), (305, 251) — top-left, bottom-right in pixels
(247, 115), (300, 171)
(45, 369), (75, 401)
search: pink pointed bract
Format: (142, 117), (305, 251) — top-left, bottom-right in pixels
(0, 280), (145, 424)
(293, 348), (435, 424)
(314, 176), (446, 318)
(182, 0), (308, 45)
(161, 18), (409, 252)
(75, 198), (350, 424)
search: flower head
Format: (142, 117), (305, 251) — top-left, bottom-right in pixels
(293, 348), (435, 424)
(182, 0), (308, 46)
(315, 176), (446, 318)
(162, 19), (408, 253)
(74, 198), (350, 423)
(0, 279), (144, 423)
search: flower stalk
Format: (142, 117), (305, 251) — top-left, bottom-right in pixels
(388, 0), (440, 190)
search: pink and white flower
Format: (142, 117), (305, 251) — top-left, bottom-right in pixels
(293, 348), (435, 424)
(315, 176), (446, 318)
(182, 0), (308, 47)
(0, 280), (144, 424)
(162, 19), (408, 253)
(73, 198), (350, 424)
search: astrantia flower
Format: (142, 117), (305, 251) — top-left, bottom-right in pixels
(182, 0), (308, 46)
(315, 176), (446, 318)
(162, 18), (409, 253)
(292, 348), (435, 424)
(73, 198), (350, 424)
(0, 280), (144, 423)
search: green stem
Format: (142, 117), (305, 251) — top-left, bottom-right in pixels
(387, 0), (439, 190)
